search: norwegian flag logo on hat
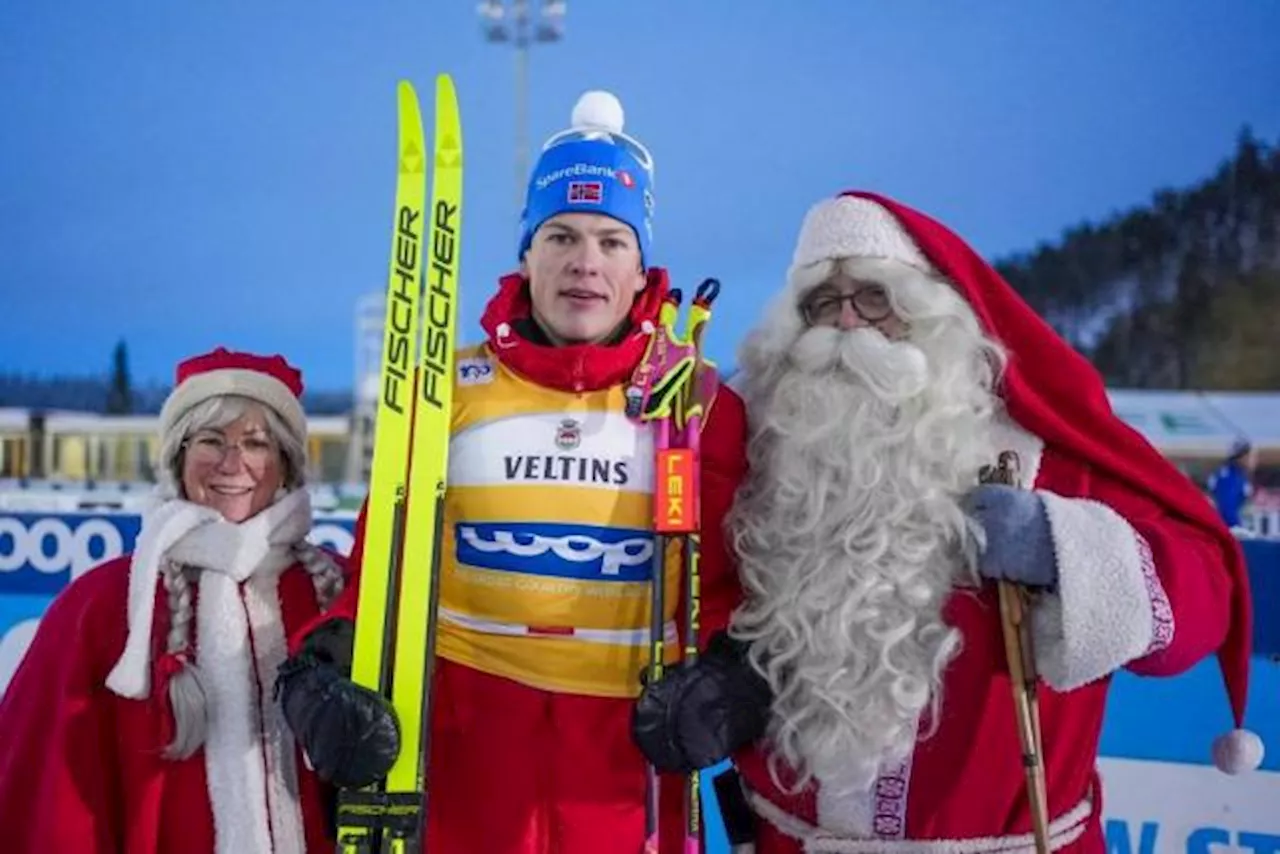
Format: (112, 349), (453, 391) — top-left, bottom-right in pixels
(568, 180), (604, 204)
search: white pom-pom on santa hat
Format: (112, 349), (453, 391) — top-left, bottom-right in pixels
(1210, 617), (1264, 775)
(571, 90), (625, 135)
(1213, 727), (1265, 774)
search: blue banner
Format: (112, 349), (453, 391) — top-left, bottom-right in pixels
(0, 511), (356, 597)
(0, 511), (355, 698)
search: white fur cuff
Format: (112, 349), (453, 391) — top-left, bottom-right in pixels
(1031, 494), (1159, 691)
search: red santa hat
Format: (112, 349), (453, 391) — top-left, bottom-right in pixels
(159, 347), (307, 443)
(788, 190), (1260, 774)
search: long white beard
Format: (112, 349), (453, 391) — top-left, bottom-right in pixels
(729, 321), (1004, 796)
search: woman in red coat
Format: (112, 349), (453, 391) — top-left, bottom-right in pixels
(0, 347), (347, 854)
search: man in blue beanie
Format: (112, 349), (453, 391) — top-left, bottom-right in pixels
(513, 89), (657, 348)
(278, 91), (748, 853)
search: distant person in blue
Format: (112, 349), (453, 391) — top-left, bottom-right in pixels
(1208, 439), (1256, 528)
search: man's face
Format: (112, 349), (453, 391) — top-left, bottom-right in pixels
(799, 270), (908, 340)
(521, 212), (646, 346)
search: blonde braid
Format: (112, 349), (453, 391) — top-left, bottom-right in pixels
(293, 540), (346, 611)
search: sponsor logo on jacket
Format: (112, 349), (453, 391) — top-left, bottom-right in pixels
(457, 356), (494, 385)
(456, 521), (653, 582)
(501, 455), (630, 486)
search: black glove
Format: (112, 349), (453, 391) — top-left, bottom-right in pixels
(275, 618), (401, 789)
(631, 631), (773, 774)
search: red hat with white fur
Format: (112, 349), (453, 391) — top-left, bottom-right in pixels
(159, 347), (307, 443)
(786, 190), (1261, 774)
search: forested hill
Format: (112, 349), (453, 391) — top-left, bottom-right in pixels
(995, 128), (1280, 390)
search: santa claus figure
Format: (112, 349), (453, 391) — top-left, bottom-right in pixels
(631, 191), (1261, 853)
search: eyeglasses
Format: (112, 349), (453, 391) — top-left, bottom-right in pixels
(801, 285), (894, 327)
(183, 430), (278, 467)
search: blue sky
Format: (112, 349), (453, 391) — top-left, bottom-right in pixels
(2, 0), (1278, 392)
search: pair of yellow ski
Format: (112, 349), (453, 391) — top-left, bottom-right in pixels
(338, 75), (462, 854)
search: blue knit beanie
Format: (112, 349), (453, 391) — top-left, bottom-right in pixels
(518, 91), (655, 266)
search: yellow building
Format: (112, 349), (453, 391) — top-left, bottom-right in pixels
(0, 408), (353, 485)
(0, 409), (30, 478)
(42, 411), (160, 482)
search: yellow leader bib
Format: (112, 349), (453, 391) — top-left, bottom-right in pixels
(435, 344), (681, 698)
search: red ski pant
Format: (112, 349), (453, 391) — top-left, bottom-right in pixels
(424, 658), (689, 854)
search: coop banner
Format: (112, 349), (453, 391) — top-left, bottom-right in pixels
(1, 511), (356, 695)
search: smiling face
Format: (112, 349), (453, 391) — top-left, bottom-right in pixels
(521, 212), (648, 345)
(179, 403), (284, 523)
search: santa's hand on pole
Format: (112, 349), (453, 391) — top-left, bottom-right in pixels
(963, 483), (1058, 590)
(976, 451), (1051, 854)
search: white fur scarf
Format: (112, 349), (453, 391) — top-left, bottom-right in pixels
(106, 488), (314, 854)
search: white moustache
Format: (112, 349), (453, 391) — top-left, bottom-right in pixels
(789, 326), (930, 402)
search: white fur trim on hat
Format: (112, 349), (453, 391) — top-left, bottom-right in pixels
(159, 368), (307, 442)
(791, 196), (936, 276)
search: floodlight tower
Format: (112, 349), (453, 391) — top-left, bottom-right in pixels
(477, 0), (566, 212)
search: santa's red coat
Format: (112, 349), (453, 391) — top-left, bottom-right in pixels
(0, 555), (338, 853)
(737, 439), (1233, 854)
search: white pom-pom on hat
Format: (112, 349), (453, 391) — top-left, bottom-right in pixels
(1212, 727), (1264, 774)
(571, 90), (625, 135)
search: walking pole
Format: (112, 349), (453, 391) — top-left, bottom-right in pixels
(982, 451), (1050, 853)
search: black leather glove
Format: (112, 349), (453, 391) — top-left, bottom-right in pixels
(275, 618), (401, 789)
(631, 631), (773, 774)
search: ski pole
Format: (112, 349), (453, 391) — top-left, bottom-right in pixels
(638, 289), (686, 854)
(628, 287), (699, 854)
(645, 410), (674, 854)
(627, 281), (723, 854)
(672, 278), (720, 854)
